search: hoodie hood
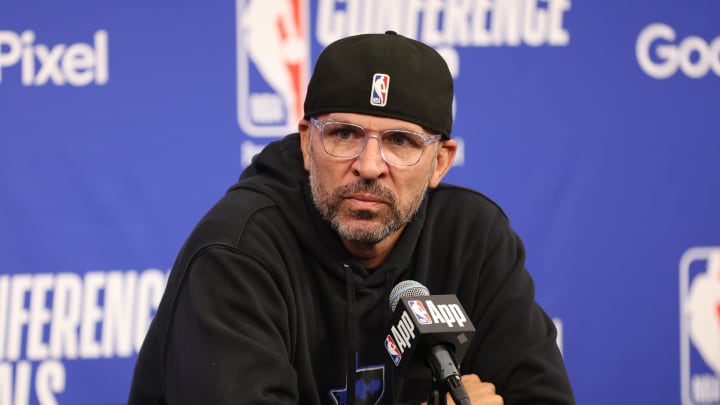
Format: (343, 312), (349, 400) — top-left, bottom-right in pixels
(229, 133), (428, 287)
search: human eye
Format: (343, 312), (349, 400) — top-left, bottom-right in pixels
(383, 131), (424, 149)
(325, 123), (363, 142)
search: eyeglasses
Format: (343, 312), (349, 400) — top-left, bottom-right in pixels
(310, 118), (442, 167)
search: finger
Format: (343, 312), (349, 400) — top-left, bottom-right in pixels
(448, 374), (502, 405)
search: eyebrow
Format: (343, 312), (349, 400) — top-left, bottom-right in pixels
(324, 117), (425, 134)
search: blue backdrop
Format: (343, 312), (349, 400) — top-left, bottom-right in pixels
(1, 1), (719, 404)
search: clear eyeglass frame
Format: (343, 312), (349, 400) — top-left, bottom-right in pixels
(309, 117), (443, 167)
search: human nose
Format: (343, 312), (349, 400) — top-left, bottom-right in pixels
(352, 134), (388, 178)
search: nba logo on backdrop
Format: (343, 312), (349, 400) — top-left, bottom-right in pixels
(236, 0), (309, 136)
(680, 247), (720, 404)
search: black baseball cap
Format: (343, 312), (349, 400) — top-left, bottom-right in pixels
(303, 31), (454, 137)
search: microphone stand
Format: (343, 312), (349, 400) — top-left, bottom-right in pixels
(429, 379), (446, 405)
(427, 345), (471, 405)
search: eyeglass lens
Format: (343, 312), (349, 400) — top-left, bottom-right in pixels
(319, 121), (430, 166)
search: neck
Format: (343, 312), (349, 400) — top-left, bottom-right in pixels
(341, 229), (403, 269)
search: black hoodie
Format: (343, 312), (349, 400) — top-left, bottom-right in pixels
(128, 134), (574, 404)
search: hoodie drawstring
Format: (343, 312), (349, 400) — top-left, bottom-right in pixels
(382, 269), (402, 402)
(343, 264), (357, 404)
(343, 264), (403, 403)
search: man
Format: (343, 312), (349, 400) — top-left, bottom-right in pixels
(128, 31), (574, 404)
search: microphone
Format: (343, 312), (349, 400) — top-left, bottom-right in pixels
(384, 280), (474, 405)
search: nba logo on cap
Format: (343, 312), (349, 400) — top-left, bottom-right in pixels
(679, 247), (720, 405)
(408, 300), (432, 325)
(237, 0), (310, 137)
(385, 335), (402, 366)
(370, 73), (390, 107)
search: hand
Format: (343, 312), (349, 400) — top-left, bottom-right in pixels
(454, 374), (502, 405)
(421, 374), (503, 405)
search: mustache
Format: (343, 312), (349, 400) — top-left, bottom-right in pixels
(336, 180), (396, 205)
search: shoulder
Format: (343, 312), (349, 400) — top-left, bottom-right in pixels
(427, 184), (509, 223)
(422, 183), (518, 251)
(164, 188), (298, 309)
(179, 187), (293, 265)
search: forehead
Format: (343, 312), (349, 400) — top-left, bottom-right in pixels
(319, 112), (425, 133)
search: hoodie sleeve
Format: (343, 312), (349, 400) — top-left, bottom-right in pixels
(161, 245), (299, 404)
(462, 216), (575, 405)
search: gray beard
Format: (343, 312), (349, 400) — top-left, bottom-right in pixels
(312, 178), (406, 244)
(308, 147), (433, 245)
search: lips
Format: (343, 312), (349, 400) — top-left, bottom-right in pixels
(347, 193), (386, 204)
(345, 194), (388, 210)
(337, 181), (396, 208)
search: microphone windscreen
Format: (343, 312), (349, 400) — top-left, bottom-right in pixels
(388, 280), (430, 312)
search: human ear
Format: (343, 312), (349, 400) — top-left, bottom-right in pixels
(428, 139), (457, 188)
(298, 119), (311, 171)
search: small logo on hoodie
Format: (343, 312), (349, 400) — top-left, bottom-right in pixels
(370, 73), (390, 107)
